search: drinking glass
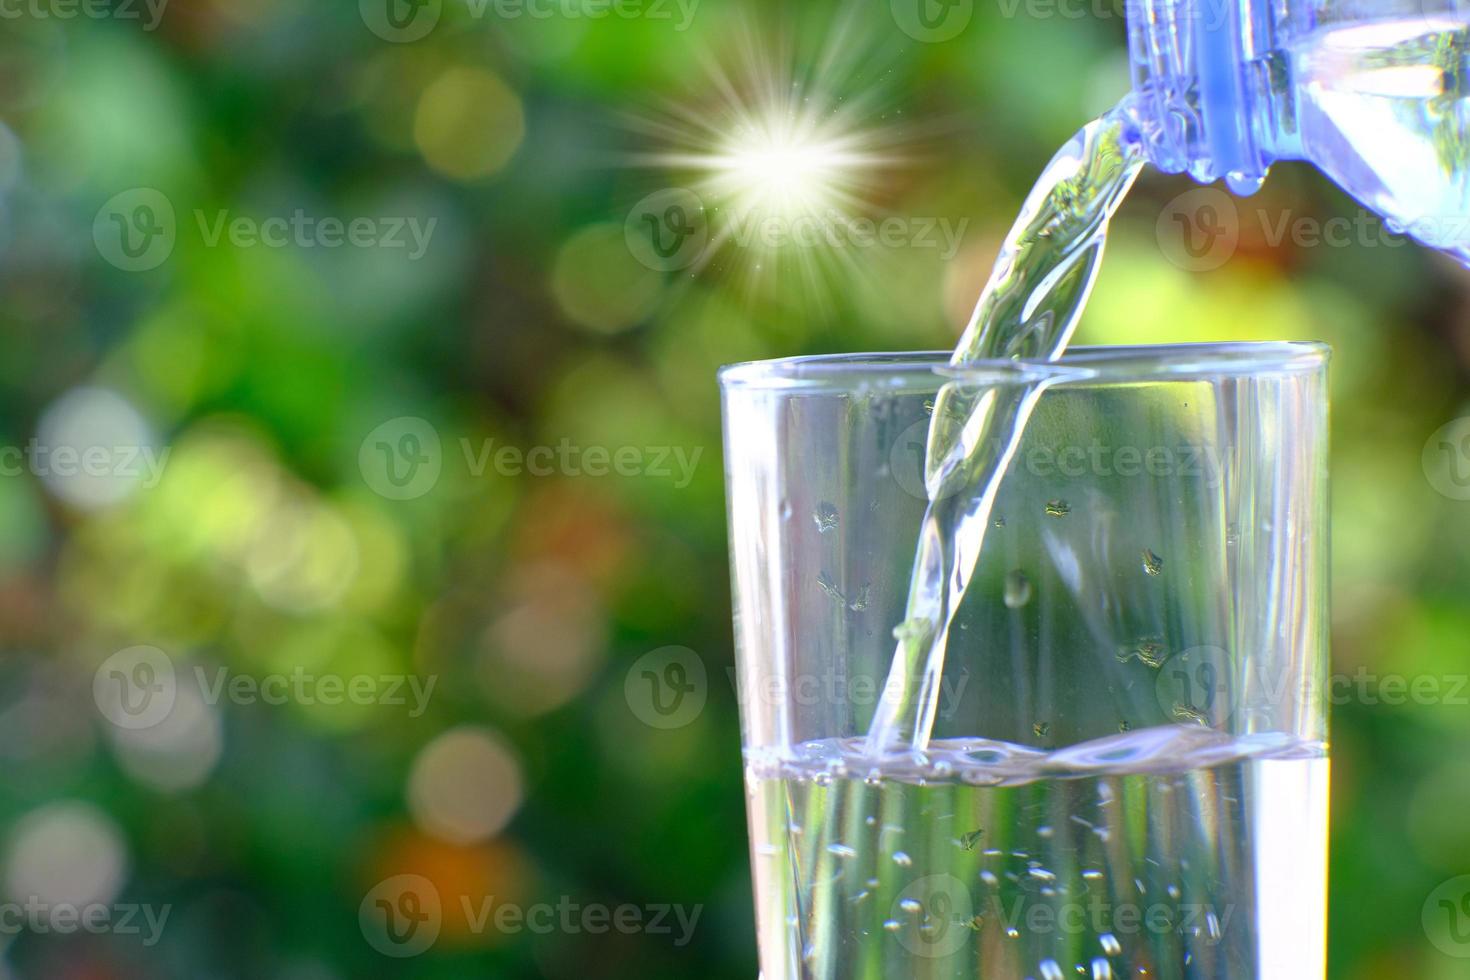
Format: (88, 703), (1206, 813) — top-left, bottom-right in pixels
(719, 343), (1330, 980)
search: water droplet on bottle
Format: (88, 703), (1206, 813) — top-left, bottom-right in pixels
(1142, 549), (1164, 576)
(1033, 721), (1050, 738)
(780, 500), (793, 521)
(993, 516), (1007, 528)
(814, 503), (839, 533)
(1225, 171), (1264, 196)
(1004, 569), (1033, 609)
(1118, 720), (1132, 732)
(1044, 499), (1071, 518)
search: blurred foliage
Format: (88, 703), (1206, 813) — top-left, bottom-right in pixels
(0, 0), (1465, 978)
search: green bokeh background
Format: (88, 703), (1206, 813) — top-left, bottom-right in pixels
(0, 0), (1466, 977)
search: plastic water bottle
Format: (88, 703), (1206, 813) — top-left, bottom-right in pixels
(1127, 0), (1470, 262)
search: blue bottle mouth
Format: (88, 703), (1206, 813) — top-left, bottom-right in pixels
(1127, 0), (1274, 192)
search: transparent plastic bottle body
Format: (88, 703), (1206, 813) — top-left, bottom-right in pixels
(1128, 0), (1470, 262)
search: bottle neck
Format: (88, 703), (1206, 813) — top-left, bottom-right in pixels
(1126, 0), (1284, 193)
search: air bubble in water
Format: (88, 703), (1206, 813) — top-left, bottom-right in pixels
(893, 851), (913, 867)
(814, 503), (839, 533)
(827, 844), (856, 858)
(1045, 499), (1071, 518)
(1040, 959), (1064, 980)
(892, 617), (933, 647)
(1171, 702), (1208, 725)
(1117, 640), (1166, 668)
(1100, 932), (1122, 955)
(1004, 569), (1033, 609)
(1142, 549), (1164, 576)
(899, 898), (922, 914)
(817, 573), (846, 604)
(1092, 958), (1114, 979)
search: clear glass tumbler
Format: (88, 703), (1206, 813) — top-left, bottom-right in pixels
(719, 344), (1330, 980)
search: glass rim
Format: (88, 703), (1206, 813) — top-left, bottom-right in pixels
(718, 342), (1331, 392)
